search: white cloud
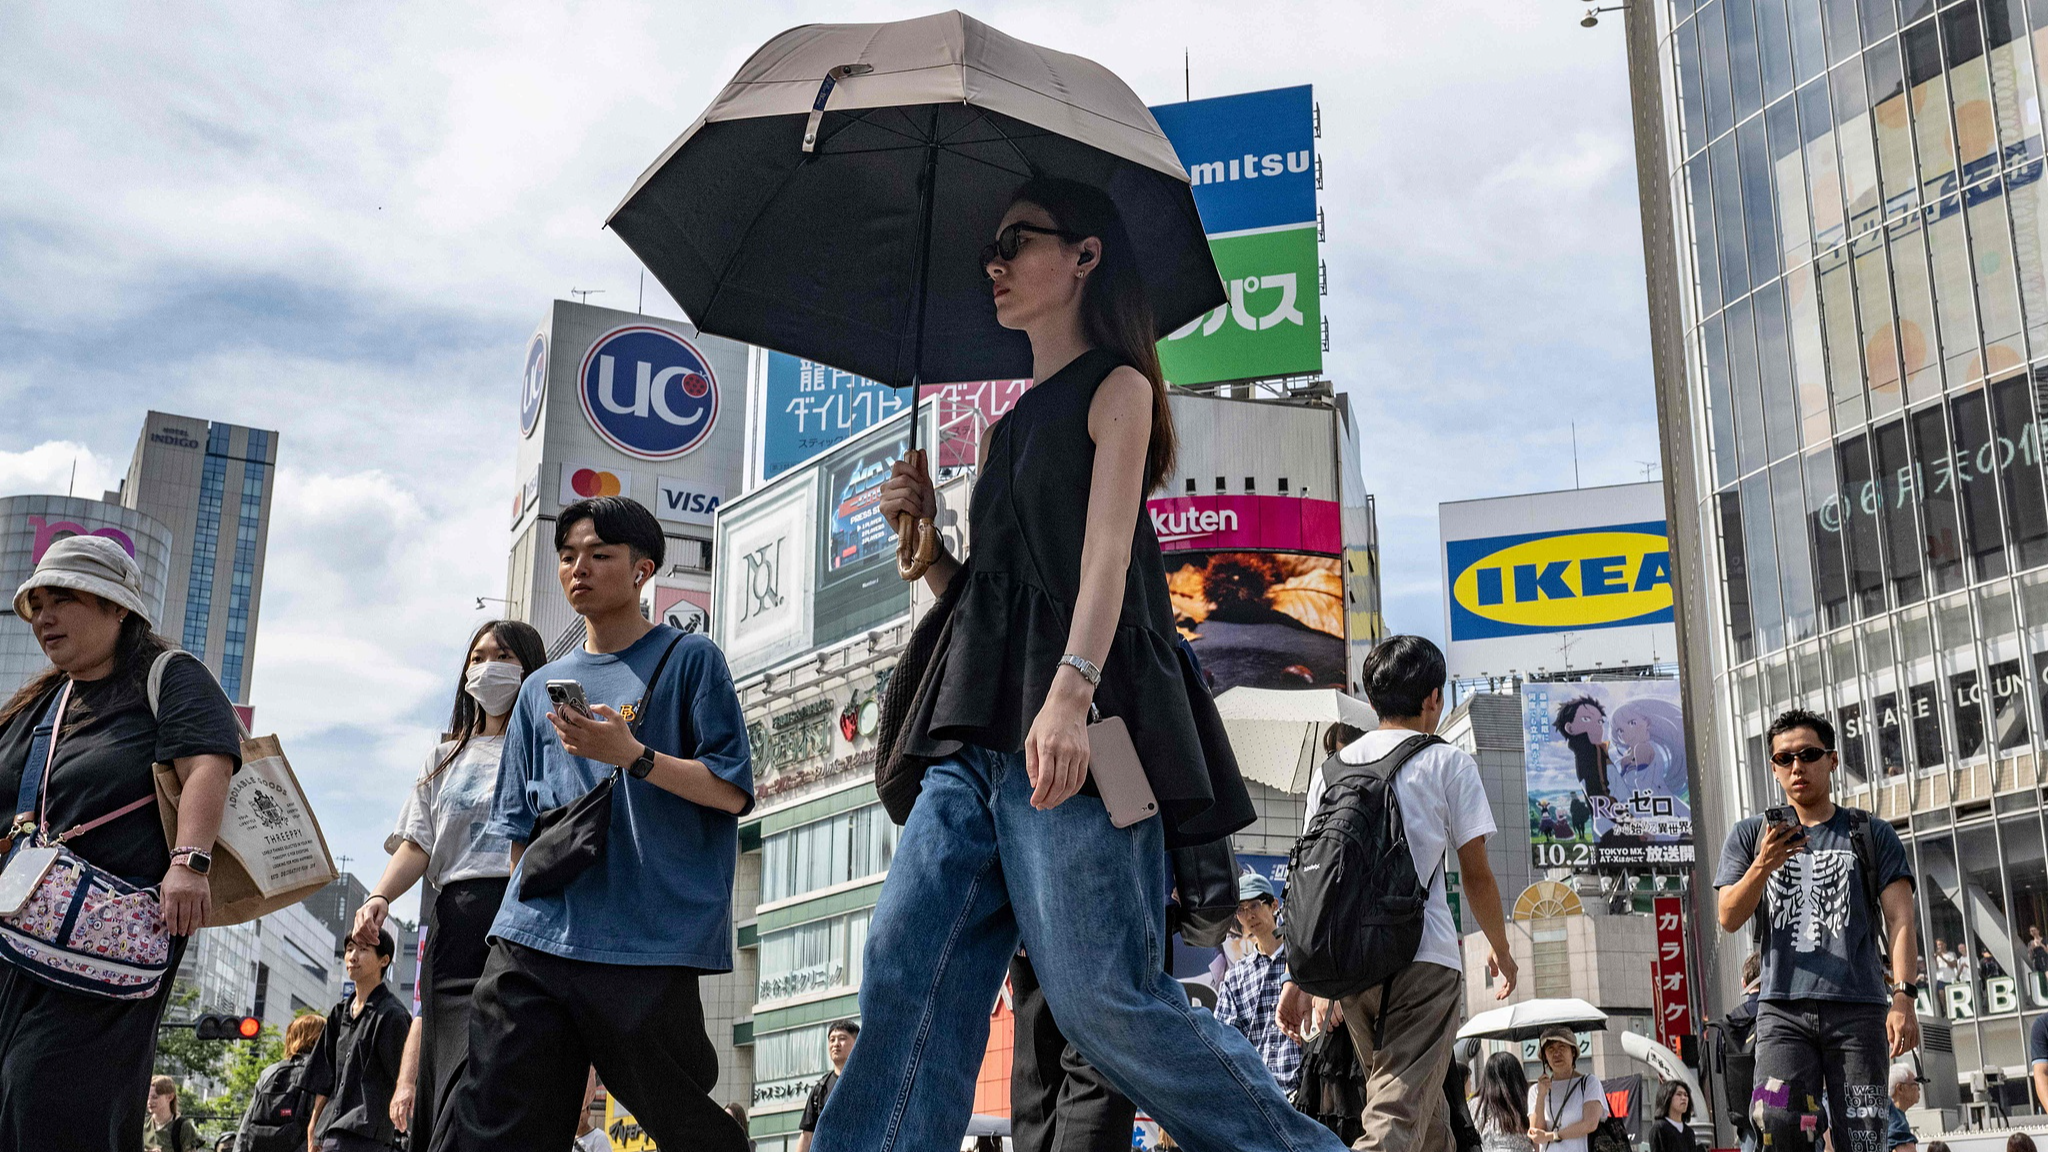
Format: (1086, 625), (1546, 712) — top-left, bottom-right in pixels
(0, 442), (124, 501)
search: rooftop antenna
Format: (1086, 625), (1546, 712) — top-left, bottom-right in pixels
(571, 288), (604, 305)
(1638, 460), (1661, 482)
(67, 458), (76, 498)
(638, 269), (646, 314)
(1185, 48), (1190, 102)
(1571, 424), (1581, 490)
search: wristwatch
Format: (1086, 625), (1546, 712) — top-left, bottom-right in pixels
(171, 847), (213, 876)
(1890, 981), (1921, 1001)
(627, 744), (658, 780)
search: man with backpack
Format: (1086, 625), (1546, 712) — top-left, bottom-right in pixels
(1713, 709), (1920, 1152)
(1276, 635), (1519, 1151)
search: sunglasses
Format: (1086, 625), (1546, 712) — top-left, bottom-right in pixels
(1769, 747), (1832, 767)
(980, 222), (1085, 278)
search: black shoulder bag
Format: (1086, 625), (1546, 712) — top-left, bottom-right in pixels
(519, 635), (687, 900)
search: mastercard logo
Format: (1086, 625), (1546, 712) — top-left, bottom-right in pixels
(570, 468), (625, 497)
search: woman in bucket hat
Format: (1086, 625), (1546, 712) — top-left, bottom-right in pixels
(1528, 1027), (1609, 1152)
(0, 535), (242, 1151)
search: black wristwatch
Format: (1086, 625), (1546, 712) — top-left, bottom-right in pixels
(1891, 981), (1920, 1001)
(627, 744), (657, 780)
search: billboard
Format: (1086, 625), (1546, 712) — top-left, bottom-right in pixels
(754, 350), (1030, 487)
(1167, 551), (1345, 691)
(1521, 677), (1693, 869)
(1440, 483), (1676, 679)
(815, 414), (917, 648)
(715, 473), (816, 681)
(1149, 85), (1321, 386)
(1147, 493), (1341, 554)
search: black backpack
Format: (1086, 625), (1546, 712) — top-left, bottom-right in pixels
(1708, 1001), (1759, 1130)
(1286, 733), (1442, 998)
(239, 1055), (312, 1152)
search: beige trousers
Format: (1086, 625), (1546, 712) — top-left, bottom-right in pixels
(1336, 960), (1465, 1152)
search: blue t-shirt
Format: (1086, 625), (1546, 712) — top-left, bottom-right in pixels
(1712, 807), (1913, 1006)
(1886, 1103), (1913, 1149)
(2029, 1014), (2048, 1069)
(486, 627), (754, 968)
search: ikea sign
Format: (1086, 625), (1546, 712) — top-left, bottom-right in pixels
(1445, 520), (1674, 641)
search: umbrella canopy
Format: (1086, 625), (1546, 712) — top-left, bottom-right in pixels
(1213, 687), (1377, 794)
(606, 9), (1225, 388)
(1455, 998), (1609, 1043)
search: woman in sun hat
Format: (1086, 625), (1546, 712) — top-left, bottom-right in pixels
(1527, 1026), (1608, 1152)
(0, 535), (242, 1152)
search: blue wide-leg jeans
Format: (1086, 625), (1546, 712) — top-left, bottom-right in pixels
(812, 745), (1347, 1152)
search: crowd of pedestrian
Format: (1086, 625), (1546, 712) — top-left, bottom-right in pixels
(0, 164), (1930, 1152)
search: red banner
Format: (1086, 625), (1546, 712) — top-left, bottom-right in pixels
(1144, 493), (1343, 554)
(1652, 895), (1694, 1051)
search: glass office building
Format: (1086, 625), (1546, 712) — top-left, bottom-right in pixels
(1637, 0), (2048, 1096)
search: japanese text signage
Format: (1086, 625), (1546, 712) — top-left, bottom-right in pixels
(1149, 85), (1322, 386)
(1521, 678), (1693, 869)
(762, 352), (908, 481)
(1651, 896), (1694, 1052)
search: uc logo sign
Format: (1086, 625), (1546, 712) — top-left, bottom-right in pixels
(520, 332), (547, 438)
(577, 326), (720, 460)
(1445, 521), (1674, 640)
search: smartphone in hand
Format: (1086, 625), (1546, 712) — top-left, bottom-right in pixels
(545, 680), (592, 718)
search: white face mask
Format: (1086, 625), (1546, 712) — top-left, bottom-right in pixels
(465, 660), (524, 717)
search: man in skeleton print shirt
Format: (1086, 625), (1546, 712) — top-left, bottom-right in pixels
(1714, 708), (1920, 1152)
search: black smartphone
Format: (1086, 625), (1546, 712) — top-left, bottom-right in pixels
(1766, 807), (1807, 843)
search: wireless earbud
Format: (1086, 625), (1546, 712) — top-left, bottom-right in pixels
(1077, 249), (1095, 266)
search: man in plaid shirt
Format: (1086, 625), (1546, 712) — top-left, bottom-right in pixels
(1214, 874), (1302, 1096)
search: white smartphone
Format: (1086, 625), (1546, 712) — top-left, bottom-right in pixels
(545, 680), (592, 718)
(0, 847), (60, 918)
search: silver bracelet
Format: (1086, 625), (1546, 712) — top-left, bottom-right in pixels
(1058, 653), (1102, 687)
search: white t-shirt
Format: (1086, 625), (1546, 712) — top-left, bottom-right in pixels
(1303, 728), (1497, 971)
(387, 736), (513, 887)
(574, 1130), (610, 1152)
(1529, 1073), (1607, 1152)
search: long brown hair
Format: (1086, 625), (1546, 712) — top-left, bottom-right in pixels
(0, 605), (173, 729)
(1008, 176), (1178, 494)
(429, 619), (546, 779)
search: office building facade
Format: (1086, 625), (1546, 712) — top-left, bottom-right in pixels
(1629, 0), (2048, 1105)
(114, 413), (278, 703)
(0, 494), (174, 697)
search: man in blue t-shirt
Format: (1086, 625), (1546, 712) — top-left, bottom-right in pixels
(1714, 708), (1920, 1152)
(431, 497), (753, 1152)
(2028, 1013), (2048, 1112)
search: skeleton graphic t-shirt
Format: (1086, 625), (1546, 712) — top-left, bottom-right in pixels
(1714, 808), (1912, 1005)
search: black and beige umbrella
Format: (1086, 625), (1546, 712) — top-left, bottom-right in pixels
(607, 9), (1223, 577)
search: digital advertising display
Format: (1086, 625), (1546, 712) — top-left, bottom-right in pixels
(813, 411), (923, 648)
(1166, 550), (1345, 692)
(1521, 677), (1693, 870)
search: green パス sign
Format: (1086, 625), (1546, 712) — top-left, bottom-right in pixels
(1158, 225), (1322, 386)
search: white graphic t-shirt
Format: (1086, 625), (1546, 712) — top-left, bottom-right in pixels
(387, 735), (512, 887)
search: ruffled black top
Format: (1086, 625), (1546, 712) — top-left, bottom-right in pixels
(884, 348), (1254, 847)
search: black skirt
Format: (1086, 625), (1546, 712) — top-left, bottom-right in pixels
(0, 936), (189, 1152)
(410, 877), (508, 1151)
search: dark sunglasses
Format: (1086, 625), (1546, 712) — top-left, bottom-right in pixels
(980, 223), (1085, 277)
(1769, 747), (1832, 767)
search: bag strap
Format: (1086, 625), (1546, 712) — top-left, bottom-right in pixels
(626, 633), (690, 752)
(1846, 807), (1892, 972)
(1549, 1074), (1586, 1130)
(11, 683), (70, 847)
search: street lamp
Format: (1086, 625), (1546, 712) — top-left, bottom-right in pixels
(1582, 5), (1624, 25)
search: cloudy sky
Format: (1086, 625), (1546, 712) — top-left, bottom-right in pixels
(0, 1), (1652, 922)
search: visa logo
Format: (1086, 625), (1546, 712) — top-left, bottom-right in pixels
(1446, 523), (1674, 638)
(664, 490), (721, 516)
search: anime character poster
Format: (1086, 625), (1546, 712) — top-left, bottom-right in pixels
(1521, 678), (1693, 869)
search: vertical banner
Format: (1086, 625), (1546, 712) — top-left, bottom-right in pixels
(1652, 895), (1694, 1053)
(1149, 85), (1322, 386)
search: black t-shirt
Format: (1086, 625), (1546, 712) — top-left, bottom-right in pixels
(0, 654), (242, 884)
(799, 1070), (839, 1132)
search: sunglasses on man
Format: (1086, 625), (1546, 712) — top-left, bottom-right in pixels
(1769, 746), (1832, 767)
(980, 222), (1086, 277)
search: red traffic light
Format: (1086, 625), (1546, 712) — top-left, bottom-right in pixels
(194, 1013), (263, 1041)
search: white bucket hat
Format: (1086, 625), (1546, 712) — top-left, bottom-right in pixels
(12, 535), (153, 629)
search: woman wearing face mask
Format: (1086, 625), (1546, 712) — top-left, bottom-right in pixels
(351, 620), (544, 1149)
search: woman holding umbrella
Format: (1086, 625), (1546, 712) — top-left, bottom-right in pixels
(814, 178), (1344, 1152)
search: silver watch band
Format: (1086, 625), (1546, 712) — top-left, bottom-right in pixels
(1059, 653), (1103, 686)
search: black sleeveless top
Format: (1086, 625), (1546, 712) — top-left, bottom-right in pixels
(895, 349), (1254, 846)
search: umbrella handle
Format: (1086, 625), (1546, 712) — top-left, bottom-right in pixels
(894, 447), (938, 581)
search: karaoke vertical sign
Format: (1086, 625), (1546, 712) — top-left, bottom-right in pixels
(1652, 896), (1694, 1052)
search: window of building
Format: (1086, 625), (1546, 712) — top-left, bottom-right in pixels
(760, 802), (900, 905)
(1701, 0), (1737, 141)
(1774, 458), (1820, 640)
(1722, 491), (1758, 660)
(756, 909), (872, 1004)
(753, 1022), (839, 1113)
(1745, 473), (1787, 651)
